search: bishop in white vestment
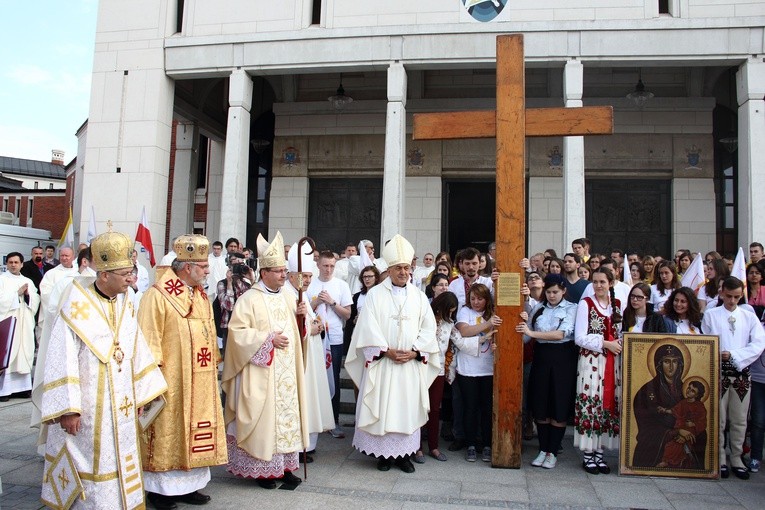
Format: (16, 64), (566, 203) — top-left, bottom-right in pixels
(0, 252), (40, 399)
(40, 231), (167, 509)
(346, 234), (441, 473)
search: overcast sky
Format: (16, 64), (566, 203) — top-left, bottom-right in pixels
(0, 0), (97, 164)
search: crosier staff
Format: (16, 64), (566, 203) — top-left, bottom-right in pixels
(295, 235), (316, 479)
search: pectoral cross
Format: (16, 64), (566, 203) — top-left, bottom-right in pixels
(391, 309), (410, 329)
(119, 396), (133, 418)
(413, 34), (613, 468)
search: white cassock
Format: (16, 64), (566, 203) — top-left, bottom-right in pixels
(285, 282), (335, 449)
(412, 265), (435, 292)
(40, 279), (167, 509)
(38, 265), (80, 334)
(346, 278), (441, 458)
(0, 271), (40, 397)
(206, 254), (228, 301)
(135, 264), (150, 293)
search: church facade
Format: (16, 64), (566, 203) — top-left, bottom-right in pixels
(77, 1), (765, 258)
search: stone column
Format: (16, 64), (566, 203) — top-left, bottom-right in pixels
(169, 121), (198, 239)
(381, 62), (407, 244)
(562, 59), (586, 253)
(219, 69), (253, 244)
(737, 59), (765, 246)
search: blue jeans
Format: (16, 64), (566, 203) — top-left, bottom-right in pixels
(751, 380), (765, 462)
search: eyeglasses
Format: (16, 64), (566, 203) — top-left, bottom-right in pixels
(267, 268), (287, 274)
(362, 274), (376, 279)
(629, 295), (646, 301)
(109, 270), (135, 279)
(189, 263), (210, 270)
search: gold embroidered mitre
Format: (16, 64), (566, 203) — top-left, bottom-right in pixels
(174, 234), (209, 262)
(256, 231), (286, 269)
(382, 234), (415, 267)
(91, 231), (134, 271)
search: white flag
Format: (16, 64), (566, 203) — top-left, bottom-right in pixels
(732, 247), (747, 298)
(623, 260), (633, 287)
(680, 253), (706, 294)
(87, 206), (97, 243)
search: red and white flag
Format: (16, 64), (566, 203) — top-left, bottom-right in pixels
(135, 207), (156, 267)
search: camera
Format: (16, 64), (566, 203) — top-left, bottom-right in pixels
(232, 263), (250, 277)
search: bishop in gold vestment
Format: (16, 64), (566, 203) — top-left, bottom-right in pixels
(222, 232), (309, 489)
(40, 231), (167, 509)
(137, 235), (226, 508)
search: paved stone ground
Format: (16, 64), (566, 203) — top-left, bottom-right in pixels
(1, 399), (763, 509)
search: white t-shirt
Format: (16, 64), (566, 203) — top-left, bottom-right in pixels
(649, 284), (673, 312)
(449, 275), (494, 307)
(306, 277), (352, 346)
(455, 306), (494, 377)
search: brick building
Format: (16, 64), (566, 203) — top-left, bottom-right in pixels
(0, 151), (69, 237)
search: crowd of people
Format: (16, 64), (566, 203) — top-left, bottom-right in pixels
(1, 232), (765, 508)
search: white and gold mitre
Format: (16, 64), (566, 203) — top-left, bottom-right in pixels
(382, 234), (415, 267)
(173, 234), (209, 262)
(256, 231), (286, 269)
(287, 241), (316, 274)
(90, 231), (134, 271)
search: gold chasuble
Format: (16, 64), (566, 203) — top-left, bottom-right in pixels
(137, 267), (227, 471)
(40, 279), (167, 510)
(222, 284), (309, 462)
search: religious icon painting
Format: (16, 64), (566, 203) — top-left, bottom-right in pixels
(620, 333), (720, 479)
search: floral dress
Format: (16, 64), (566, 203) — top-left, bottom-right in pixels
(573, 297), (622, 451)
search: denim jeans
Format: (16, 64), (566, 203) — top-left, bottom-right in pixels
(751, 380), (765, 462)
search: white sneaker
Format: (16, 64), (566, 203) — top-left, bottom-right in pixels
(542, 453), (557, 469)
(531, 451), (546, 467)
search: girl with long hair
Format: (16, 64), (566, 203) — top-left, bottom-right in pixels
(699, 258), (730, 311)
(747, 262), (765, 308)
(516, 274), (577, 469)
(650, 260), (680, 312)
(573, 267), (625, 475)
(622, 282), (667, 333)
(426, 272), (451, 300)
(662, 287), (703, 334)
(415, 292), (460, 463)
(641, 256), (656, 284)
(453, 284), (502, 463)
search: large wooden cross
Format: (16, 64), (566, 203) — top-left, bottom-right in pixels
(413, 34), (613, 468)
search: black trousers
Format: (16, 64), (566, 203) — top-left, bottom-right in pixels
(458, 374), (493, 449)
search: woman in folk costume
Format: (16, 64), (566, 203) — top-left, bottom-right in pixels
(346, 234), (441, 474)
(573, 266), (626, 475)
(222, 232), (309, 489)
(285, 241), (334, 463)
(0, 252), (39, 400)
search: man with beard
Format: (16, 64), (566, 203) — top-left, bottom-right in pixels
(139, 234), (226, 508)
(448, 247), (494, 306)
(20, 246), (53, 291)
(562, 253), (589, 304)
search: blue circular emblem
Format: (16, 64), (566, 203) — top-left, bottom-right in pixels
(463, 0), (508, 22)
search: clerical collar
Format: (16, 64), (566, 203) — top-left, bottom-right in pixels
(94, 282), (117, 302)
(259, 281), (281, 294)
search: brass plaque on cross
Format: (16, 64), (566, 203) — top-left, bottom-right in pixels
(496, 273), (521, 306)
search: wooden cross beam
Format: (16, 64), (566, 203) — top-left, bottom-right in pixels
(412, 34), (614, 468)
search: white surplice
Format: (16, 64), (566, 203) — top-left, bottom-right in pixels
(0, 271), (39, 396)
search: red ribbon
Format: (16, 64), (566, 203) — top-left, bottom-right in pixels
(602, 316), (616, 413)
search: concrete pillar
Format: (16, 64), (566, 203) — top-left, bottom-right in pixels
(206, 139), (225, 243)
(381, 62), (407, 244)
(219, 70), (253, 244)
(169, 121), (198, 239)
(737, 59), (765, 247)
(562, 59), (586, 252)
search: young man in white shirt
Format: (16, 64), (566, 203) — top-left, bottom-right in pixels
(701, 276), (765, 480)
(306, 251), (352, 438)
